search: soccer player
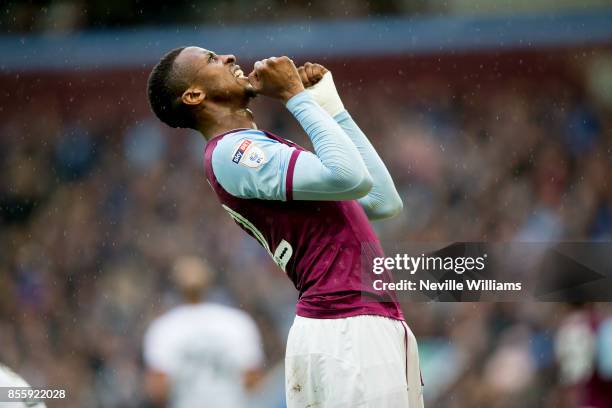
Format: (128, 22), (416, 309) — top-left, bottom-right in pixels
(143, 256), (264, 408)
(147, 47), (424, 407)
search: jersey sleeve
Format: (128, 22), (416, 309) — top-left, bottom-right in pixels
(332, 110), (403, 219)
(285, 91), (372, 201)
(232, 312), (265, 371)
(211, 130), (300, 201)
(143, 318), (175, 374)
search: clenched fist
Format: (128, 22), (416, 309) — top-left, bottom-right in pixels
(297, 62), (329, 88)
(247, 56), (305, 102)
(300, 63), (345, 117)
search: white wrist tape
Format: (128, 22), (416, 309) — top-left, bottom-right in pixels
(306, 72), (345, 117)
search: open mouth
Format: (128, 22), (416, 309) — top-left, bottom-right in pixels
(233, 65), (247, 79)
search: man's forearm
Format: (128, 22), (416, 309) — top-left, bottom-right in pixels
(334, 110), (403, 219)
(304, 71), (402, 217)
(286, 91), (372, 199)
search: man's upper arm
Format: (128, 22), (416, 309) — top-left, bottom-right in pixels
(212, 131), (298, 201)
(212, 129), (372, 202)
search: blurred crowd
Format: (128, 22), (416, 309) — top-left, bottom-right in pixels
(1, 49), (611, 407)
(4, 0), (610, 34)
(2, 0), (427, 33)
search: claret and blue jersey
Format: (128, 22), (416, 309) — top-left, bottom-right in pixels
(203, 91), (404, 321)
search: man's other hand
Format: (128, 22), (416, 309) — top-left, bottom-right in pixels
(298, 62), (329, 88)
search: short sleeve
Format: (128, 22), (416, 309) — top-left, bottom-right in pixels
(211, 130), (298, 201)
(234, 313), (265, 371)
(143, 318), (175, 374)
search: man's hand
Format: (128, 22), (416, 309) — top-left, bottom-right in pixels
(297, 62), (329, 88)
(248, 56), (304, 103)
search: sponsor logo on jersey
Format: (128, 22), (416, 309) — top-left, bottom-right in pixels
(231, 139), (266, 168)
(232, 140), (252, 164)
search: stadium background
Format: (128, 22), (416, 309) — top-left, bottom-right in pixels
(1, 0), (611, 407)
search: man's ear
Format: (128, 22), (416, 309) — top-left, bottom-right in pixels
(182, 87), (205, 106)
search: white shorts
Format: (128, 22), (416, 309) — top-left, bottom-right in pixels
(285, 315), (424, 408)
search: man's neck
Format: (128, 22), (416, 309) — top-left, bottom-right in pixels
(197, 105), (257, 140)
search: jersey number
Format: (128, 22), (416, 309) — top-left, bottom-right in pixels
(222, 204), (293, 272)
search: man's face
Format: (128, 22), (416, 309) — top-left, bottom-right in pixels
(174, 46), (255, 105)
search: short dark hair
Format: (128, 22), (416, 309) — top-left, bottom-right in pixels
(147, 47), (196, 129)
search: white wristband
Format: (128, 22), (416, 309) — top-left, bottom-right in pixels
(306, 72), (345, 117)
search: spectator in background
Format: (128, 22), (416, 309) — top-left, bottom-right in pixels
(143, 256), (264, 408)
(555, 304), (612, 408)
